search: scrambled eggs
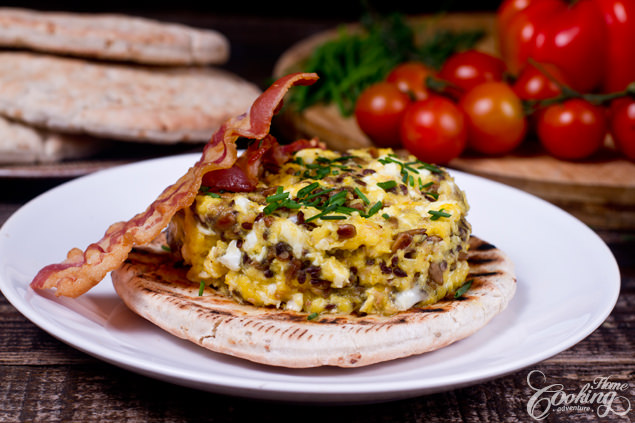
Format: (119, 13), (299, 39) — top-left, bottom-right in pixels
(168, 148), (471, 316)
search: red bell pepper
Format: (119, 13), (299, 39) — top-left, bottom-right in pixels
(498, 0), (561, 75)
(592, 0), (635, 92)
(498, 0), (624, 93)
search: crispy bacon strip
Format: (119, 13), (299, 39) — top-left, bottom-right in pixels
(202, 135), (324, 192)
(31, 72), (319, 297)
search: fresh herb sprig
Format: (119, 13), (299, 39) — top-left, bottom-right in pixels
(286, 11), (484, 116)
(416, 29), (486, 70)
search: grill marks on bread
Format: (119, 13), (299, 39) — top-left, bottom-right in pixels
(112, 235), (516, 368)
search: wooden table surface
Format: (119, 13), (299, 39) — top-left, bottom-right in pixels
(1, 9), (634, 423)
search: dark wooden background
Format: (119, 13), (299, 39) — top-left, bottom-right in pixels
(1, 5), (634, 422)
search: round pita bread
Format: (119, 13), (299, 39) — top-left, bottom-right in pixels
(112, 235), (516, 368)
(0, 115), (104, 164)
(0, 8), (229, 66)
(0, 52), (261, 143)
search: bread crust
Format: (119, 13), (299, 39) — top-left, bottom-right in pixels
(112, 236), (516, 368)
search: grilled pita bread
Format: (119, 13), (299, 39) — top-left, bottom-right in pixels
(112, 235), (516, 368)
(0, 115), (104, 164)
(0, 8), (229, 66)
(0, 52), (261, 144)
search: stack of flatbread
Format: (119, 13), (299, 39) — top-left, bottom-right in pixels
(0, 8), (261, 164)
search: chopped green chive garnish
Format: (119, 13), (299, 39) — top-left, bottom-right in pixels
(264, 186), (303, 214)
(263, 203), (278, 214)
(307, 312), (319, 321)
(266, 191), (289, 203)
(335, 206), (360, 215)
(198, 280), (205, 296)
(379, 155), (443, 192)
(263, 154), (392, 221)
(297, 182), (320, 197)
(306, 201), (344, 222)
(329, 190), (348, 205)
(417, 162), (443, 174)
(382, 213), (391, 220)
(304, 188), (334, 201)
(428, 208), (451, 220)
(377, 180), (397, 190)
(299, 154), (360, 179)
(304, 213), (323, 223)
(364, 201), (383, 218)
(200, 185), (221, 198)
(161, 245), (171, 252)
(354, 187), (370, 204)
(454, 280), (473, 298)
(284, 200), (302, 209)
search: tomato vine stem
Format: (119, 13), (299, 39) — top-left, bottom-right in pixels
(522, 58), (635, 114)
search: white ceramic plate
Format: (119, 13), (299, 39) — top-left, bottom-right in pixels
(0, 153), (620, 403)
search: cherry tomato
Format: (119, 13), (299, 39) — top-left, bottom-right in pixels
(400, 96), (467, 164)
(536, 98), (607, 160)
(512, 62), (569, 101)
(459, 82), (527, 155)
(609, 97), (635, 160)
(354, 82), (411, 148)
(438, 50), (507, 97)
(386, 61), (435, 101)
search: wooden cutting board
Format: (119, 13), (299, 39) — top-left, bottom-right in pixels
(273, 13), (635, 230)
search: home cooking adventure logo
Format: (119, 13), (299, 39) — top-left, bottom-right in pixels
(525, 370), (632, 420)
